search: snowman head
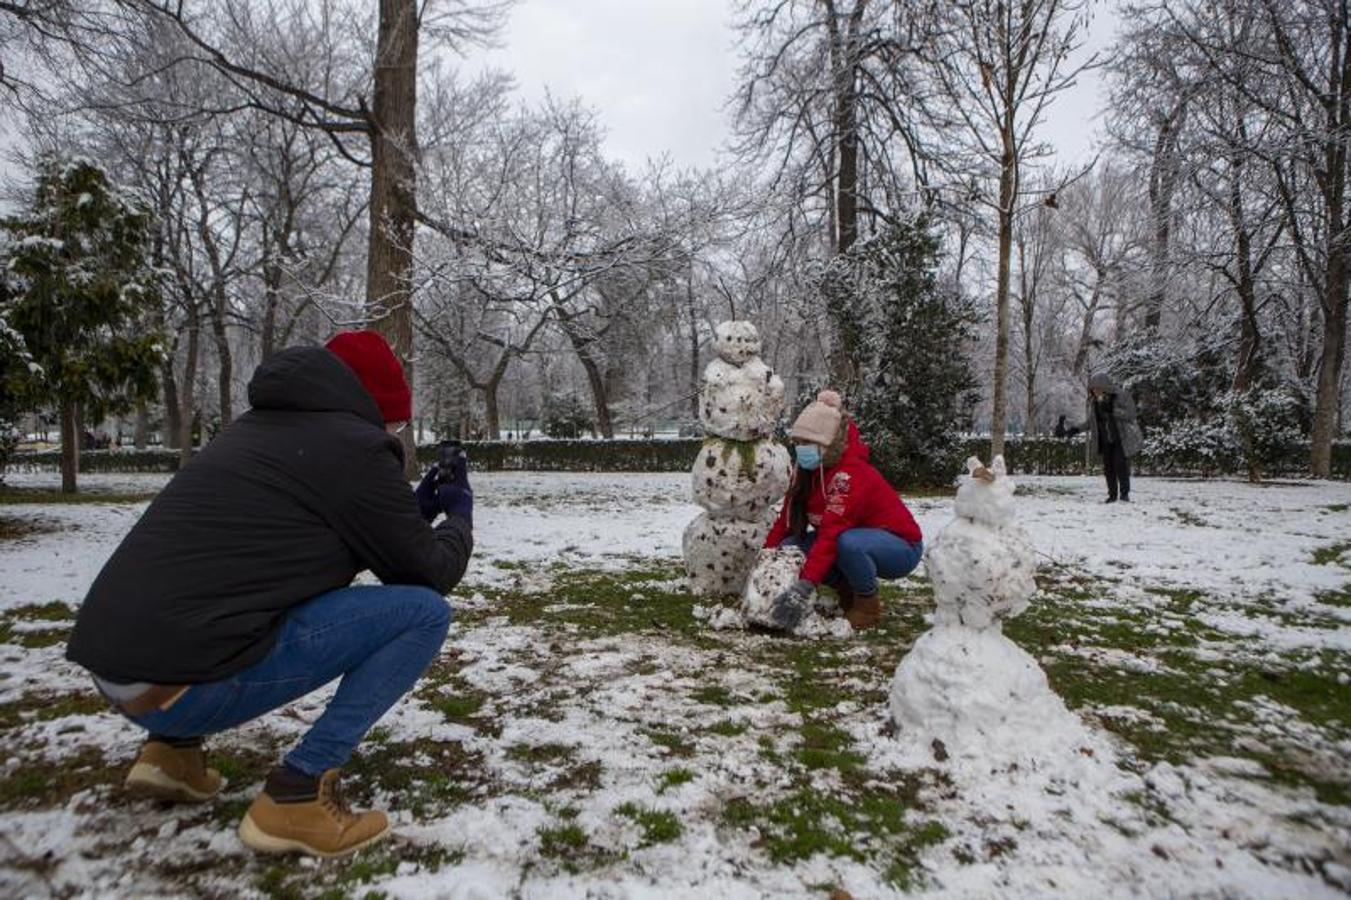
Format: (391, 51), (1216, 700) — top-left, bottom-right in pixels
(713, 321), (762, 365)
(953, 455), (1016, 527)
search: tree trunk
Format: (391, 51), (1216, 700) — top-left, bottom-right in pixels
(260, 258), (282, 359)
(59, 397), (78, 494)
(162, 360), (181, 449)
(179, 307), (201, 468)
(990, 143), (1017, 459)
(1230, 169), (1263, 482)
(367, 0), (421, 474)
(133, 402), (149, 450)
(1145, 104), (1184, 332)
(1311, 264), (1348, 477)
(687, 289), (700, 422)
(211, 298), (233, 429)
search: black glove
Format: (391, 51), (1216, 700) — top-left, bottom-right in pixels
(436, 454), (473, 526)
(769, 579), (813, 630)
(414, 465), (442, 522)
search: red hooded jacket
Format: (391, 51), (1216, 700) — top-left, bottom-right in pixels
(764, 422), (922, 584)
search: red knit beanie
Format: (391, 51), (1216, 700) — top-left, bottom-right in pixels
(325, 330), (412, 423)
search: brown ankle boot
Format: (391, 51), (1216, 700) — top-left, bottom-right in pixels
(124, 739), (224, 802)
(844, 592), (881, 630)
(833, 583), (855, 614)
(239, 769), (390, 858)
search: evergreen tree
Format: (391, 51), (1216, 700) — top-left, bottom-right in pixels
(812, 217), (980, 486)
(1, 157), (163, 492)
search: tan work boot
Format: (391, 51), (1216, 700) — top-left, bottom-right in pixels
(124, 739), (224, 803)
(238, 769), (390, 858)
(843, 592), (881, 630)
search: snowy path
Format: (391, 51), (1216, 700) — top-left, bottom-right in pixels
(0, 472), (1347, 898)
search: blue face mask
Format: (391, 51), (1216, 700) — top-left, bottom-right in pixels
(796, 444), (822, 470)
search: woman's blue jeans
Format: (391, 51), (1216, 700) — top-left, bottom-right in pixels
(782, 528), (923, 594)
(124, 585), (451, 777)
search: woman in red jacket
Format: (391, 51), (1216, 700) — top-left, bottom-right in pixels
(764, 390), (923, 630)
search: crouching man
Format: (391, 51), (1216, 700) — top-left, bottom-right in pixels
(66, 330), (473, 858)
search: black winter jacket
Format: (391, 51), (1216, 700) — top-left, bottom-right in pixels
(66, 347), (472, 684)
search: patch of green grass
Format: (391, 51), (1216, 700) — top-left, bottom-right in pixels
(1323, 503), (1349, 513)
(428, 693), (483, 720)
(1312, 541), (1351, 568)
(0, 487), (158, 505)
(0, 515), (58, 540)
(8, 601), (74, 622)
(0, 747), (118, 810)
(343, 738), (483, 817)
(506, 742), (575, 765)
(0, 602), (77, 649)
(656, 767), (695, 793)
(1316, 587), (1351, 608)
(616, 802), (683, 845)
(1006, 575), (1351, 805)
(721, 772), (947, 889)
(494, 562), (711, 641)
(704, 719), (749, 737)
(255, 842), (460, 899)
(536, 821), (616, 873)
(690, 685), (735, 706)
(0, 691), (105, 730)
(794, 721), (864, 774)
(641, 727), (695, 758)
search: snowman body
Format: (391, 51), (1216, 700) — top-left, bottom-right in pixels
(682, 321), (790, 597)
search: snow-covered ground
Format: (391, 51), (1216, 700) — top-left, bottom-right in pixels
(0, 471), (1348, 898)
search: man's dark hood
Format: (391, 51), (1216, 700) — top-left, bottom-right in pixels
(1088, 373), (1121, 395)
(247, 346), (383, 427)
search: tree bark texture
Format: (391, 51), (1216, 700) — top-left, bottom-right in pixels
(368, 0), (421, 471)
(990, 142), (1018, 459)
(59, 397), (78, 494)
(179, 305), (201, 468)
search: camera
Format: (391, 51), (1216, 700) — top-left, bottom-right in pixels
(437, 440), (465, 486)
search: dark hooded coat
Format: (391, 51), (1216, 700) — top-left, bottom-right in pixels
(66, 347), (472, 684)
(1084, 373), (1144, 461)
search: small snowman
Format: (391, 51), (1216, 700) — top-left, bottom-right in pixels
(889, 455), (1080, 761)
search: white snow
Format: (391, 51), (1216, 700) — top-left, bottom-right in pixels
(0, 468), (1347, 898)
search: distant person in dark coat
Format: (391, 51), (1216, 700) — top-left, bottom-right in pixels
(1076, 373), (1143, 503)
(67, 330), (473, 858)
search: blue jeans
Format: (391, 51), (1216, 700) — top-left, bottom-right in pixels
(126, 585), (452, 777)
(782, 528), (923, 594)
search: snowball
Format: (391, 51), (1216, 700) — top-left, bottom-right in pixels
(690, 438), (791, 521)
(682, 514), (768, 597)
(927, 517), (1036, 629)
(954, 454), (1016, 527)
(738, 548), (852, 637)
(712, 320), (762, 365)
(700, 358), (785, 440)
(741, 547), (810, 628)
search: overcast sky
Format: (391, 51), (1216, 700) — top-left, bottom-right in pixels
(0, 1), (1122, 179)
(474, 0), (1123, 173)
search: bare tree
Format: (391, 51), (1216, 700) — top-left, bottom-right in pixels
(925, 0), (1097, 457)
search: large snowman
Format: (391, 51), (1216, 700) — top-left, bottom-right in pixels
(682, 322), (791, 596)
(889, 456), (1081, 758)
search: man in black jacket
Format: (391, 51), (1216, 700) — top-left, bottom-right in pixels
(67, 330), (473, 858)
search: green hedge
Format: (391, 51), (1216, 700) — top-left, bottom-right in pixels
(414, 438), (704, 472)
(7, 436), (1349, 480)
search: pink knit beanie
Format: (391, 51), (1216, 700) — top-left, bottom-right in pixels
(790, 390), (843, 445)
